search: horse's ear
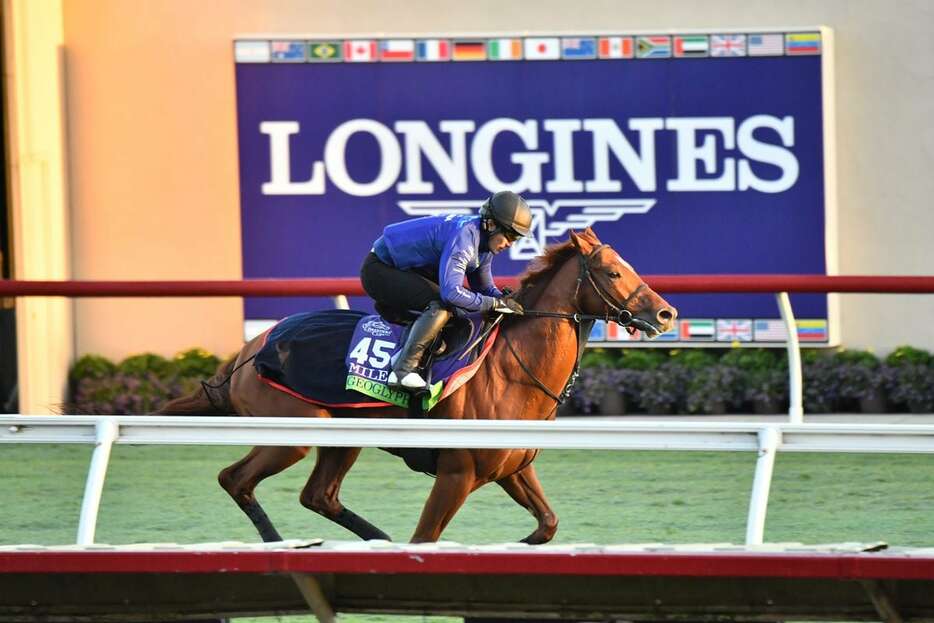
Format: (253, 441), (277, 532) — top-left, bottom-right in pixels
(582, 227), (601, 244)
(569, 229), (594, 254)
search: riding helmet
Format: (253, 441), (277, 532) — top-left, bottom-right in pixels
(479, 191), (532, 237)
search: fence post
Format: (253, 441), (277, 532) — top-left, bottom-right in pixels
(76, 418), (119, 545)
(745, 426), (781, 545)
(775, 292), (804, 423)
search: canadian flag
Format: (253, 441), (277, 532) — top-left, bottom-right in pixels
(344, 40), (377, 62)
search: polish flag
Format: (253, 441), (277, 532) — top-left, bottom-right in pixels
(344, 40), (377, 62)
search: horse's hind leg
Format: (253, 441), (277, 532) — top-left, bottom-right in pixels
(300, 447), (391, 541)
(218, 446), (309, 542)
(496, 463), (558, 544)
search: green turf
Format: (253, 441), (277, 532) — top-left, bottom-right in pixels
(2, 444), (932, 623)
(2, 444), (932, 546)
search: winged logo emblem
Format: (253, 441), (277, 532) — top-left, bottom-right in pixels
(396, 198), (656, 260)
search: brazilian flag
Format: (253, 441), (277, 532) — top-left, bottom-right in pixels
(308, 41), (343, 62)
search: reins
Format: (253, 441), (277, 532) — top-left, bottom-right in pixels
(502, 244), (644, 407)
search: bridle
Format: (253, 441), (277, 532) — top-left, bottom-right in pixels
(501, 243), (650, 407)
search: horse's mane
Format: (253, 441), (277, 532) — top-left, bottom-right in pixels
(516, 240), (579, 307)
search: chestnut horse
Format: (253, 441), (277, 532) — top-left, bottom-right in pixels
(156, 228), (677, 544)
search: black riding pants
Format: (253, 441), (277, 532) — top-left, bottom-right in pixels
(360, 252), (441, 316)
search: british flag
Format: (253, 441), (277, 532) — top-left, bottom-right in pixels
(716, 319), (753, 342)
(710, 34), (746, 57)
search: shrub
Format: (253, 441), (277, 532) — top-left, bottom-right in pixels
(618, 349), (665, 370)
(118, 353), (175, 379)
(685, 364), (743, 414)
(70, 349), (222, 415)
(70, 354), (117, 381)
(885, 345), (932, 367)
(174, 348), (222, 378)
(638, 359), (690, 414)
(835, 349), (884, 405)
(802, 350), (841, 413)
(883, 363), (934, 413)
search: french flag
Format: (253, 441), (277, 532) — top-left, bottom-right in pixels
(416, 39), (451, 61)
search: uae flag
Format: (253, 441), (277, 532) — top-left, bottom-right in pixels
(344, 40), (377, 62)
(524, 37), (560, 60)
(598, 36), (633, 59)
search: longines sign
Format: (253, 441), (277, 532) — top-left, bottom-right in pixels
(234, 30), (836, 345)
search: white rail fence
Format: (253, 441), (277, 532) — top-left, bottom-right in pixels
(3, 416), (934, 547)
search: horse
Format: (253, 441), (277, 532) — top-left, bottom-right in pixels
(155, 228), (677, 544)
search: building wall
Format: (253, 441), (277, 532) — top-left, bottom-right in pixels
(56, 0), (934, 363)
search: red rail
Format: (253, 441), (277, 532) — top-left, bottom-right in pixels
(2, 275), (934, 297)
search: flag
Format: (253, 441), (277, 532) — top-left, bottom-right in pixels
(679, 319), (715, 341)
(452, 40), (486, 61)
(379, 39), (415, 62)
(561, 37), (597, 59)
(271, 40), (306, 62)
(796, 319), (828, 341)
(234, 40), (270, 63)
(344, 40), (377, 62)
(524, 37), (561, 60)
(598, 36), (633, 59)
(308, 40), (343, 62)
(710, 34), (746, 57)
(747, 33), (784, 56)
(588, 320), (607, 342)
(654, 326), (679, 341)
(636, 36), (671, 59)
(673, 35), (708, 58)
(754, 319), (789, 342)
(607, 322), (641, 342)
(415, 39), (451, 61)
(786, 32), (822, 55)
(488, 38), (522, 60)
(716, 319), (753, 342)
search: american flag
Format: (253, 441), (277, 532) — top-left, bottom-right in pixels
(711, 34), (746, 57)
(748, 33), (784, 56)
(754, 319), (788, 342)
(716, 319), (753, 342)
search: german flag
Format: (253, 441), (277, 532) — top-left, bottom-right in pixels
(452, 40), (486, 61)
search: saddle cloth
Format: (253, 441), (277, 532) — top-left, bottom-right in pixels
(254, 309), (499, 411)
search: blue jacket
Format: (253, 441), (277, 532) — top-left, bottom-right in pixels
(372, 215), (502, 311)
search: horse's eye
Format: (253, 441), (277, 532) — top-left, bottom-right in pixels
(607, 271), (621, 279)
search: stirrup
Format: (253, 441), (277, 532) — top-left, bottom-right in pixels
(388, 370), (428, 390)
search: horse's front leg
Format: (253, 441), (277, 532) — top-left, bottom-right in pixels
(496, 462), (558, 544)
(410, 449), (477, 543)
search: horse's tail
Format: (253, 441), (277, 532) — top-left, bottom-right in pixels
(151, 355), (239, 416)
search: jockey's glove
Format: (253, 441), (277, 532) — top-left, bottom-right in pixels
(492, 297), (524, 315)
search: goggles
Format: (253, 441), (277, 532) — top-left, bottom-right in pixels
(498, 227), (522, 242)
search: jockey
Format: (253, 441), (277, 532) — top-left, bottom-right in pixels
(360, 191), (532, 390)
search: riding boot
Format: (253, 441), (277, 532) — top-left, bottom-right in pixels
(388, 301), (451, 390)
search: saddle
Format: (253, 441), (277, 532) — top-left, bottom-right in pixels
(254, 308), (499, 413)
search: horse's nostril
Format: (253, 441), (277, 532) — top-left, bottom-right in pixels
(657, 308), (674, 323)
